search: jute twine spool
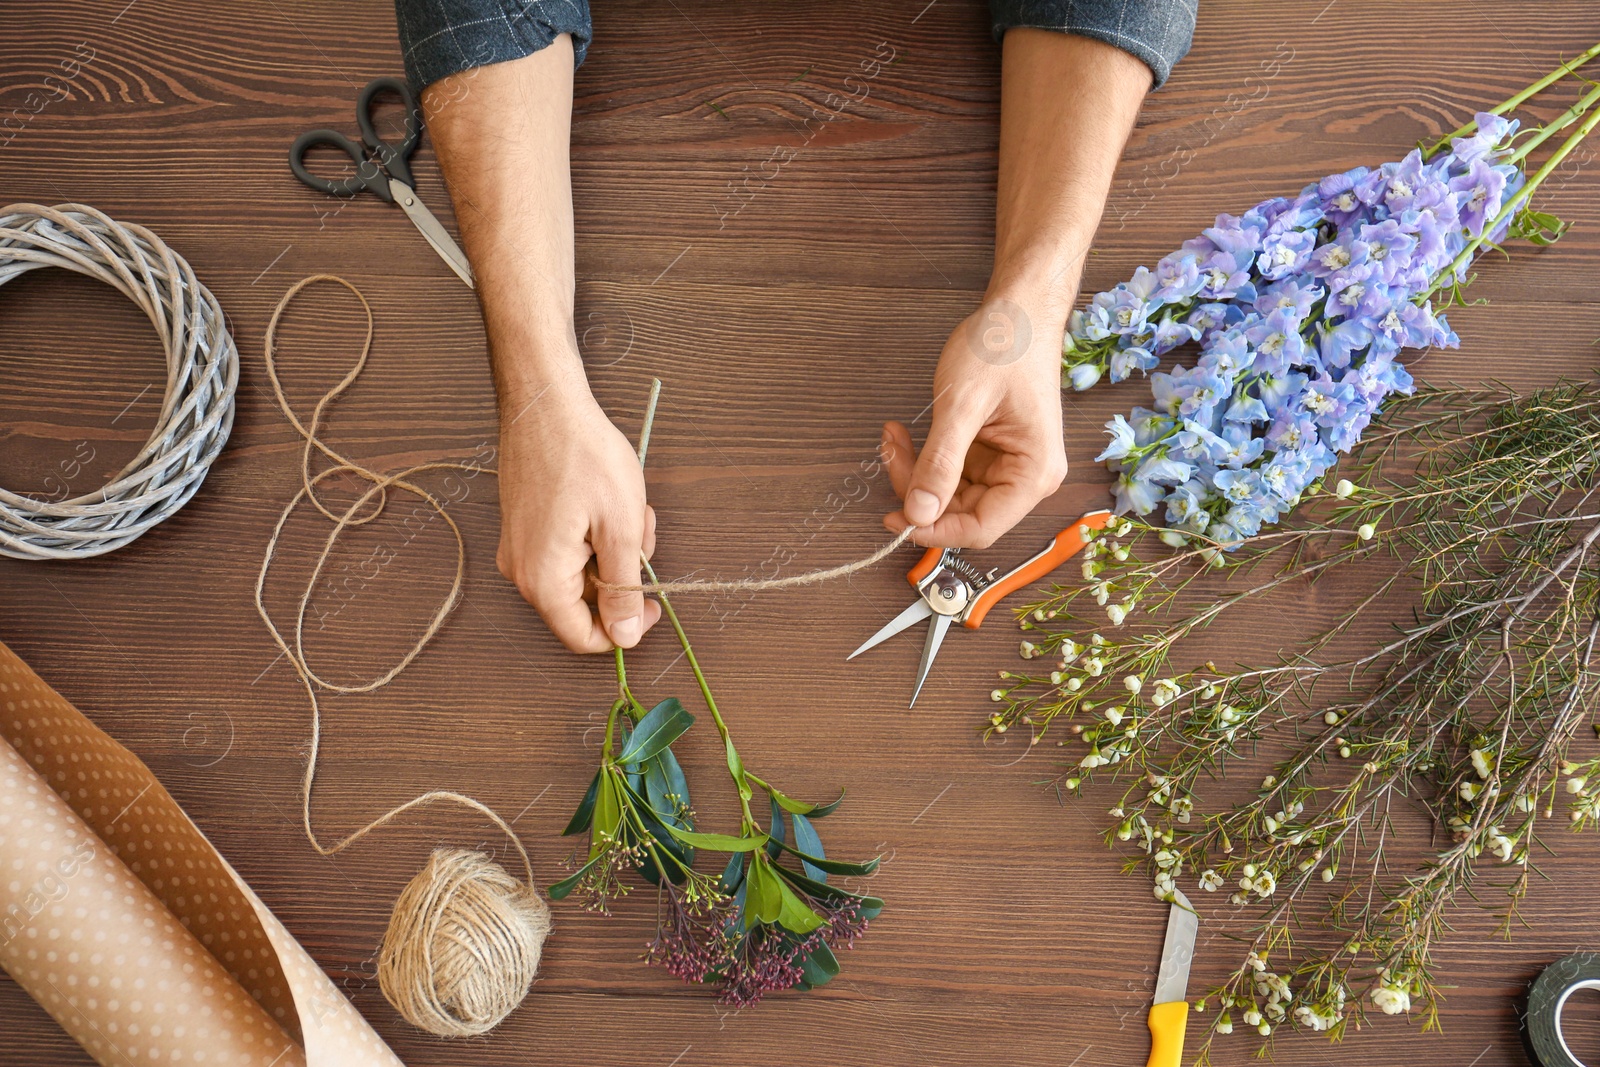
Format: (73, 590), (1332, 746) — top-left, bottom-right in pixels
(0, 203), (237, 560)
(378, 849), (552, 1037)
(256, 275), (549, 1037)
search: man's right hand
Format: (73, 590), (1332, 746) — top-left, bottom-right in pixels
(495, 381), (660, 653)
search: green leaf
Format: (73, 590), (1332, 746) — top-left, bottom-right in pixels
(791, 812), (827, 882)
(807, 790), (846, 819)
(775, 879), (826, 935)
(589, 771), (622, 860)
(744, 856), (783, 929)
(798, 941), (840, 987)
(547, 855), (599, 900)
(777, 839), (879, 878)
(561, 770), (600, 836)
(633, 805), (693, 885)
(659, 748), (691, 825)
(765, 785), (847, 818)
(616, 698), (695, 765)
(772, 864), (884, 920)
(664, 824), (768, 852)
(766, 794), (786, 859)
(719, 850), (746, 894)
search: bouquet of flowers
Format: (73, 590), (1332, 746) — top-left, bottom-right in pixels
(554, 565), (882, 1006)
(1063, 43), (1600, 552)
(986, 43), (1600, 1058)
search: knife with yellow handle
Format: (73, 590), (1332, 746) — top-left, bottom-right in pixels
(1147, 889), (1197, 1067)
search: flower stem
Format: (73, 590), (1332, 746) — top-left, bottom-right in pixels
(644, 557), (758, 831)
(1424, 41), (1600, 157)
(1428, 90), (1600, 298)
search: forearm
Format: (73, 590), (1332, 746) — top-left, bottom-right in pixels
(988, 29), (1151, 323)
(421, 39), (585, 412)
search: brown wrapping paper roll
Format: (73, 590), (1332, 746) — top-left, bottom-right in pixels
(0, 639), (407, 1067)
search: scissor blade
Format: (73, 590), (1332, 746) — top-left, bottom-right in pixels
(908, 613), (952, 708)
(847, 599), (933, 661)
(1153, 889), (1198, 1005)
(388, 177), (476, 289)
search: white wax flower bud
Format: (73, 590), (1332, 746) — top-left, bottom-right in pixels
(1049, 671), (1063, 685)
(1106, 603), (1128, 626)
(1567, 776), (1588, 794)
(1334, 478), (1355, 498)
(1323, 711), (1339, 725)
(1357, 523), (1377, 540)
(1123, 675), (1143, 694)
(990, 689), (1004, 702)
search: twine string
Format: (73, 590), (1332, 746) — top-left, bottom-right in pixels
(255, 275), (544, 1039)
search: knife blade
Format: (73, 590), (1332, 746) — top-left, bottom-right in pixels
(1147, 890), (1197, 1067)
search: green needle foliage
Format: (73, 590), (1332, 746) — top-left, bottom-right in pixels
(991, 380), (1600, 1053)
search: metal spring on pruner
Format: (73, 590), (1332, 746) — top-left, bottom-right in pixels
(946, 555), (986, 584)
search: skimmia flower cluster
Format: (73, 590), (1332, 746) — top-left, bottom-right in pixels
(1064, 46), (1600, 549)
(553, 563), (882, 1007)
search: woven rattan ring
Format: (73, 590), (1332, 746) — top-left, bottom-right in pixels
(0, 203), (237, 560)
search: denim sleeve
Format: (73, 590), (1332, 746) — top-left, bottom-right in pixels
(989, 0), (1197, 88)
(394, 0), (592, 93)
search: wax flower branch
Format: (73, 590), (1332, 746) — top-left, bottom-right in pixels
(995, 383), (1600, 1053)
(1062, 44), (1600, 550)
(552, 560), (882, 1006)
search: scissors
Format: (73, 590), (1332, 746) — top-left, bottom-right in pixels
(288, 76), (475, 289)
(847, 509), (1113, 706)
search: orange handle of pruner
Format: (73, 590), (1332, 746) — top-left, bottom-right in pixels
(907, 546), (943, 586)
(963, 510), (1113, 629)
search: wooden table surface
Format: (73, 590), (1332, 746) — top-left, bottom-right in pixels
(4, 2), (1600, 1065)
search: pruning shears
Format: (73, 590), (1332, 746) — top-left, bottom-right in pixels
(847, 509), (1113, 706)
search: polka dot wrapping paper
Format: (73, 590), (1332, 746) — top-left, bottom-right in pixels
(0, 639), (407, 1067)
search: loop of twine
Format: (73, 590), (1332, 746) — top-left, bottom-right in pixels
(255, 274), (547, 1038)
(0, 203), (238, 560)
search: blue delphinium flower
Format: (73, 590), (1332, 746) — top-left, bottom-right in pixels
(1065, 109), (1539, 549)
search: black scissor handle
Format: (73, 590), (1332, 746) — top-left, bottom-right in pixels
(289, 128), (393, 202)
(356, 76), (421, 189)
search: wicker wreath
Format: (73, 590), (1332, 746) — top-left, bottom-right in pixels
(0, 203), (237, 560)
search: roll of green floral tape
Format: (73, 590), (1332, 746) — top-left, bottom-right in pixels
(1524, 952), (1600, 1067)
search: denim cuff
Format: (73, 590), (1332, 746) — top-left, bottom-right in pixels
(395, 0), (592, 93)
(989, 0), (1197, 88)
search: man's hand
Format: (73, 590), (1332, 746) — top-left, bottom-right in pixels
(884, 29), (1151, 548)
(882, 297), (1067, 548)
(495, 381), (660, 652)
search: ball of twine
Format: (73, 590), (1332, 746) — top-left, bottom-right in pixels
(0, 203), (237, 560)
(377, 848), (553, 1038)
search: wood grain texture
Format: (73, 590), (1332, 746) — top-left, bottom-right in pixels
(3, 2), (1599, 1065)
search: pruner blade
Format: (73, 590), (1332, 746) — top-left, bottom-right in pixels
(846, 599), (933, 661)
(908, 613), (952, 708)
